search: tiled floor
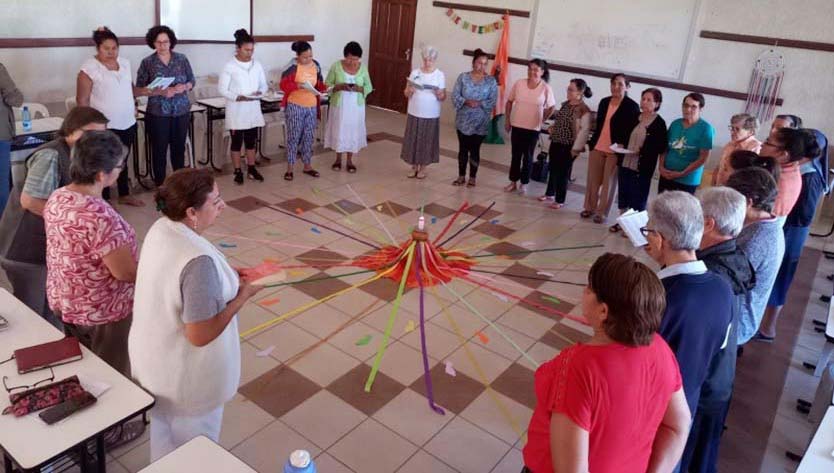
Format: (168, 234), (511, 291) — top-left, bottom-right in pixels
(2, 106), (832, 473)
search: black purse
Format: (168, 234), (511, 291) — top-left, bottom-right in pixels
(531, 137), (549, 183)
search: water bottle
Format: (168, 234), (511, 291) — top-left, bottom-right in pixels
(21, 106), (32, 132)
(283, 450), (316, 473)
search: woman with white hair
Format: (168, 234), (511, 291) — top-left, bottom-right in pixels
(713, 113), (761, 186)
(401, 45), (446, 179)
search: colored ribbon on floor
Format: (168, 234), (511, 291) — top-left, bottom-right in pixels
(415, 244), (445, 415)
(365, 244), (415, 392)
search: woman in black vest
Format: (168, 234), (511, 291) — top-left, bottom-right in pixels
(582, 73), (640, 224)
(0, 107), (108, 326)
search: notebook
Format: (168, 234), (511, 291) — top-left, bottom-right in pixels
(617, 209), (649, 247)
(14, 337), (83, 374)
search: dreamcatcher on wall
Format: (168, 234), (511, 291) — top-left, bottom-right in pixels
(744, 49), (785, 122)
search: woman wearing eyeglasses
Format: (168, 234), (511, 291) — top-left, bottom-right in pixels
(712, 114), (761, 186)
(136, 25), (195, 186)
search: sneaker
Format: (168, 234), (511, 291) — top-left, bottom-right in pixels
(233, 168), (244, 185)
(517, 184), (527, 195)
(248, 166), (264, 182)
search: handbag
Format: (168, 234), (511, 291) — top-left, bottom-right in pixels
(531, 136), (549, 183)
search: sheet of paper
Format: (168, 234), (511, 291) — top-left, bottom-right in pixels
(79, 376), (111, 398)
(444, 360), (456, 376)
(256, 346), (275, 357)
(609, 143), (635, 154)
(147, 76), (175, 90)
(301, 81), (322, 96)
(404, 320), (416, 334)
(406, 78), (439, 91)
(617, 209), (649, 247)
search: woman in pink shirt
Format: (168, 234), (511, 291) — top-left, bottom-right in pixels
(503, 59), (556, 195)
(44, 130), (138, 376)
(713, 113), (762, 186)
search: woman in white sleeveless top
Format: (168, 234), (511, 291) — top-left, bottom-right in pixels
(129, 168), (264, 461)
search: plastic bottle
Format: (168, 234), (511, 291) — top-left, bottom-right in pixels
(283, 450), (316, 473)
(21, 106), (32, 132)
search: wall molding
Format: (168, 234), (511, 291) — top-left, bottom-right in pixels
(463, 49), (784, 106)
(700, 30), (834, 53)
(432, 1), (530, 18)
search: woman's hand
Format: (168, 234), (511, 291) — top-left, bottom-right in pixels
(404, 86), (414, 99)
(504, 120), (512, 133)
(571, 149), (581, 158)
(464, 99), (480, 108)
(236, 95), (250, 102)
(236, 276), (265, 302)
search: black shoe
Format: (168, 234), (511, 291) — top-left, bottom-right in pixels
(234, 168), (244, 185)
(247, 166), (264, 182)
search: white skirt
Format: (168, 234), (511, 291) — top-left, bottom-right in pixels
(324, 91), (367, 153)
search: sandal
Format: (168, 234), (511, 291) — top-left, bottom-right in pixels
(452, 177), (466, 186)
(549, 203), (564, 210)
(346, 163), (357, 173)
(302, 169), (320, 178)
(503, 182), (517, 192)
(538, 195), (554, 202)
(284, 172), (294, 181)
(609, 223), (621, 233)
(332, 161), (342, 171)
(580, 210), (592, 219)
(416, 171), (427, 179)
(466, 178), (476, 187)
(407, 170), (418, 178)
(593, 215), (605, 224)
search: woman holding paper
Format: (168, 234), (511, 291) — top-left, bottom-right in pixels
(136, 25), (195, 186)
(325, 41), (373, 173)
(130, 168), (264, 461)
(219, 29), (266, 185)
(280, 41), (327, 181)
(401, 46), (446, 179)
(583, 73), (640, 224)
(451, 48), (497, 187)
(613, 88), (668, 217)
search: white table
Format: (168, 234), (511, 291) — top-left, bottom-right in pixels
(11, 117), (65, 159)
(0, 289), (155, 472)
(797, 406), (834, 473)
(138, 436), (256, 472)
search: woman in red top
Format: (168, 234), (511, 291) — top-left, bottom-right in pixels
(523, 253), (691, 473)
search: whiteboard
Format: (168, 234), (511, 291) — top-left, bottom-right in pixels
(529, 0), (701, 80)
(2, 0), (153, 38)
(161, 0), (250, 41)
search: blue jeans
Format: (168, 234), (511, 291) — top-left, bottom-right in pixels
(0, 140), (10, 217)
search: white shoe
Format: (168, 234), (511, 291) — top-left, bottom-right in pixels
(517, 184), (528, 195)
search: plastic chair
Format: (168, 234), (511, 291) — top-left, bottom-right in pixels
(13, 102), (50, 121)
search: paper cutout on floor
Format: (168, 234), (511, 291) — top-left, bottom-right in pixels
(491, 291), (509, 303)
(476, 331), (490, 344)
(256, 346), (275, 357)
(258, 297), (281, 307)
(376, 205), (383, 211)
(542, 295), (561, 304)
(311, 227), (322, 234)
(480, 236), (492, 242)
(265, 231), (281, 237)
(431, 217), (437, 224)
(355, 334), (372, 346)
(295, 207), (304, 215)
(490, 219), (499, 224)
(404, 320), (416, 333)
(521, 241), (535, 248)
(444, 360), (456, 377)
(536, 271), (555, 277)
(218, 242), (237, 248)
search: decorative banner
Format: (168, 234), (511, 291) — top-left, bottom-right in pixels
(445, 8), (504, 34)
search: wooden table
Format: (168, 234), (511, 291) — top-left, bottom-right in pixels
(138, 436), (256, 472)
(0, 289), (155, 472)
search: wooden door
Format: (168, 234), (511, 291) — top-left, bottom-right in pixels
(367, 0), (418, 112)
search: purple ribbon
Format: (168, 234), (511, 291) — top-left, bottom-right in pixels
(414, 244), (445, 415)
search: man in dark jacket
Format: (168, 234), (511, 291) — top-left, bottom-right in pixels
(680, 187), (755, 473)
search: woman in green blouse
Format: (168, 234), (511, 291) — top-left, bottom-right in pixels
(325, 41), (373, 173)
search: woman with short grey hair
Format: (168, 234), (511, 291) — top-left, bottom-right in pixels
(713, 113), (761, 186)
(401, 45), (446, 179)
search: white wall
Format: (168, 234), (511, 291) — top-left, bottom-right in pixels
(411, 0), (834, 156)
(0, 0), (372, 107)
